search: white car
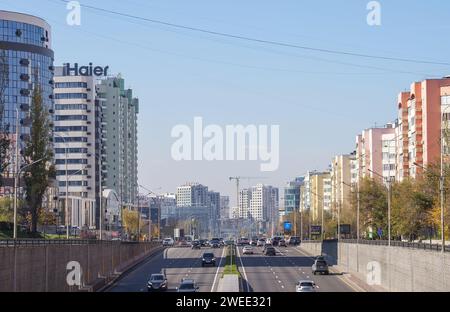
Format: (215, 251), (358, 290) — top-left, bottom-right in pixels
(296, 280), (316, 292)
(162, 238), (174, 247)
(243, 246), (254, 255)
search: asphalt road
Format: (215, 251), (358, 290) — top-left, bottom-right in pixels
(107, 246), (226, 292)
(237, 245), (355, 292)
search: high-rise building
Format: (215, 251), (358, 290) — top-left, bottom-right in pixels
(220, 195), (230, 219)
(0, 11), (54, 192)
(395, 78), (450, 180)
(53, 66), (98, 228)
(176, 183), (209, 207)
(283, 177), (304, 216)
(330, 154), (354, 218)
(96, 76), (139, 207)
(239, 184), (278, 234)
(355, 124), (396, 183)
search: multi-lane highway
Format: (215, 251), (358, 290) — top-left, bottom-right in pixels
(107, 246), (226, 292)
(106, 244), (355, 292)
(238, 245), (354, 292)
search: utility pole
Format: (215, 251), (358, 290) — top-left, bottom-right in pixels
(13, 108), (20, 239)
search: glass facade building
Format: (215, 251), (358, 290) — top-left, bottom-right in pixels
(283, 177), (304, 216)
(0, 11), (54, 187)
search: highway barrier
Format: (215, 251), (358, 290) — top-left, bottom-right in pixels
(300, 240), (450, 292)
(0, 240), (163, 292)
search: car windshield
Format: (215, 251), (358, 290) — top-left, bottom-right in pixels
(203, 253), (214, 258)
(151, 275), (164, 281)
(300, 282), (314, 287)
(316, 260), (327, 266)
(180, 283), (194, 289)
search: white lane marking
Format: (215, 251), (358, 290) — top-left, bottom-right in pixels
(281, 285), (285, 289)
(210, 247), (227, 292)
(236, 245), (250, 293)
(316, 285), (320, 289)
(276, 276), (278, 279)
(278, 281), (281, 283)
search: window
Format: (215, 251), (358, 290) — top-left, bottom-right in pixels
(54, 115), (87, 121)
(55, 82), (88, 88)
(54, 137), (88, 143)
(442, 96), (450, 105)
(54, 93), (87, 99)
(54, 126), (87, 132)
(55, 104), (88, 110)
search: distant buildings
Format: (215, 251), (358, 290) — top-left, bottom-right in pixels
(175, 182), (221, 236)
(220, 196), (230, 219)
(238, 184), (279, 234)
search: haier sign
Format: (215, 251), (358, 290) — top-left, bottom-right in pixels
(63, 63), (109, 76)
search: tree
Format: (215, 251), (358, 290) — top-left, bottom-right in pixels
(122, 209), (143, 239)
(23, 82), (54, 235)
(358, 178), (388, 239)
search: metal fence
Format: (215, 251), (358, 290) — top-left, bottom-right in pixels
(341, 239), (449, 252)
(0, 239), (150, 247)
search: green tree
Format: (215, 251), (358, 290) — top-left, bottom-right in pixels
(358, 178), (388, 239)
(23, 83), (54, 235)
(391, 179), (434, 241)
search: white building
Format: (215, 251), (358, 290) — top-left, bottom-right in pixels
(53, 66), (98, 228)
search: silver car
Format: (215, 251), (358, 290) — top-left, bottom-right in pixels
(296, 280), (316, 292)
(176, 278), (199, 292)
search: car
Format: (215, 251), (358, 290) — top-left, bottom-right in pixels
(224, 239), (234, 246)
(263, 243), (273, 252)
(237, 237), (250, 246)
(176, 278), (199, 292)
(209, 239), (221, 248)
(243, 246), (254, 255)
(312, 259), (329, 275)
(191, 240), (201, 249)
(279, 239), (287, 247)
(162, 238), (174, 247)
(202, 252), (216, 266)
(199, 239), (206, 247)
(296, 280), (316, 292)
(289, 236), (301, 246)
(316, 255), (325, 261)
(147, 273), (168, 291)
(271, 236), (282, 246)
(178, 240), (188, 247)
(264, 246), (276, 256)
(257, 238), (265, 247)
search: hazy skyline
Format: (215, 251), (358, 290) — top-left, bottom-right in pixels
(2, 0), (450, 206)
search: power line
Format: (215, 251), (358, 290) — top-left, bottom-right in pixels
(57, 0), (450, 66)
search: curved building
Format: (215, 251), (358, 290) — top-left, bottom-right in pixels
(0, 11), (54, 187)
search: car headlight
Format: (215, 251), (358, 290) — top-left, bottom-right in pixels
(202, 258), (205, 261)
(212, 258), (216, 261)
(148, 282), (152, 286)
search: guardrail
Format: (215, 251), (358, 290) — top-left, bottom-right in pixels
(342, 239), (449, 252)
(0, 239), (155, 247)
(300, 239), (449, 252)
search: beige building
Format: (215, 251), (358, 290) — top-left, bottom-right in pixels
(331, 154), (354, 219)
(309, 171), (330, 223)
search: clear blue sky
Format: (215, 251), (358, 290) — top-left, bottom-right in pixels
(2, 0), (450, 205)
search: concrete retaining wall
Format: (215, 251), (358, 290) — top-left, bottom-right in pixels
(301, 241), (450, 292)
(0, 242), (161, 292)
